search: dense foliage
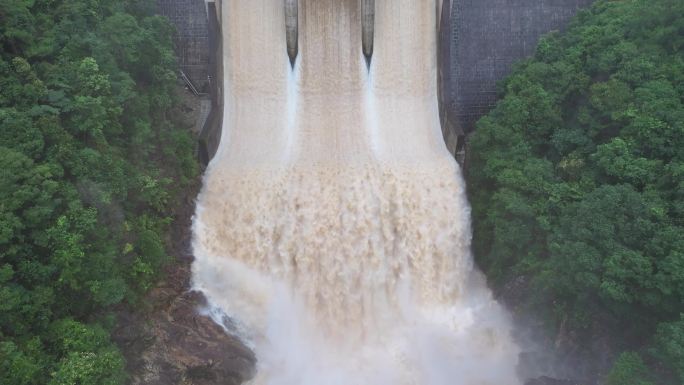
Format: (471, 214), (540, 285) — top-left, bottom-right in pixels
(468, 0), (683, 382)
(0, 0), (197, 383)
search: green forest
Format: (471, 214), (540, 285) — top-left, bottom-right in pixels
(0, 0), (197, 383)
(2, 0), (684, 384)
(468, 0), (684, 383)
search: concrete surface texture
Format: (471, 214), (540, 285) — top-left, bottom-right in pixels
(160, 0), (595, 158)
(447, 0), (594, 132)
(157, 0), (211, 93)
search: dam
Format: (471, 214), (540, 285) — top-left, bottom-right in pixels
(192, 1), (519, 384)
(158, 0), (593, 164)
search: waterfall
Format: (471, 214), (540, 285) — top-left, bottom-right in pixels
(192, 1), (521, 384)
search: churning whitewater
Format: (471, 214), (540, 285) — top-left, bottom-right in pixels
(192, 1), (520, 384)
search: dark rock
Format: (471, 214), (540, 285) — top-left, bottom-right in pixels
(112, 152), (256, 385)
(131, 290), (254, 385)
(114, 273), (256, 385)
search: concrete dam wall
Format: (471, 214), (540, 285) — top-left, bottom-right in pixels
(157, 0), (211, 94)
(443, 0), (594, 136)
(159, 0), (594, 164)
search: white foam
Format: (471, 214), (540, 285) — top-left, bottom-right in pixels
(192, 1), (521, 384)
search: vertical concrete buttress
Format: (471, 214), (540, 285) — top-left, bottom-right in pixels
(285, 0), (298, 67)
(361, 0), (374, 66)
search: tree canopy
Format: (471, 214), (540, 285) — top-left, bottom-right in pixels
(0, 0), (197, 383)
(468, 0), (684, 382)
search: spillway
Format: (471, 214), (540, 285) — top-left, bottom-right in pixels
(192, 1), (521, 384)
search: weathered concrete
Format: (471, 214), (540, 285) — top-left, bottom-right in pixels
(446, 0), (594, 133)
(198, 1), (223, 166)
(161, 0), (595, 165)
(157, 0), (211, 93)
(361, 0), (375, 65)
(438, 0), (461, 159)
(285, 0), (299, 67)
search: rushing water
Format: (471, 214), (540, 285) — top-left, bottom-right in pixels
(192, 1), (520, 384)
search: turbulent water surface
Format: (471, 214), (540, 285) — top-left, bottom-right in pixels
(192, 1), (520, 384)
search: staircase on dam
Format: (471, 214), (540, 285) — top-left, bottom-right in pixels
(157, 0), (594, 165)
(156, 0), (222, 165)
(156, 0), (211, 94)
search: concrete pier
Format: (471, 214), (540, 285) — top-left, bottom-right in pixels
(361, 0), (374, 65)
(285, 0), (298, 67)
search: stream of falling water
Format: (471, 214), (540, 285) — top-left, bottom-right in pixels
(192, 1), (521, 384)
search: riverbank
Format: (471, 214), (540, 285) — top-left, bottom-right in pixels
(113, 85), (254, 385)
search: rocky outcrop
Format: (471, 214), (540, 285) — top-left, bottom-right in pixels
(113, 105), (255, 384)
(115, 282), (255, 385)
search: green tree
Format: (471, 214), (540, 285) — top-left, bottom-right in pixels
(653, 315), (684, 382)
(468, 0), (684, 381)
(0, 0), (198, 383)
(605, 352), (654, 385)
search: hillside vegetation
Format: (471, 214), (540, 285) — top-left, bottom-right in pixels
(0, 0), (197, 383)
(468, 0), (683, 383)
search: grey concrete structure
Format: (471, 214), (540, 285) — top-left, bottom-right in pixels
(438, 0), (461, 159)
(446, 0), (594, 133)
(159, 0), (595, 165)
(362, 0), (375, 65)
(198, 1), (222, 166)
(157, 0), (211, 94)
(286, 0), (299, 67)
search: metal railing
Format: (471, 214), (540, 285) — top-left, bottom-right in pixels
(180, 70), (207, 96)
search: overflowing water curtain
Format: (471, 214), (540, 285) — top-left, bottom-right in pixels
(192, 1), (521, 384)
